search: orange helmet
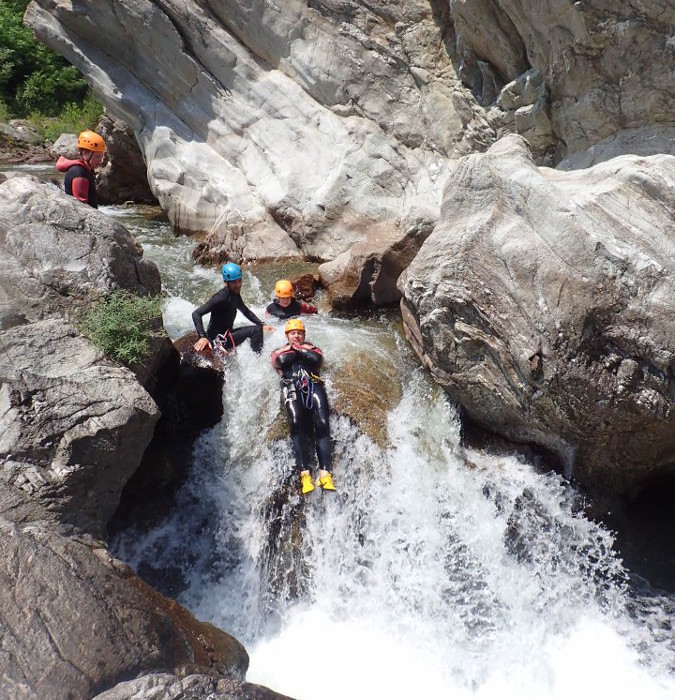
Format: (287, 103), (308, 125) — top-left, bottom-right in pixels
(77, 130), (106, 153)
(284, 318), (305, 334)
(274, 279), (293, 298)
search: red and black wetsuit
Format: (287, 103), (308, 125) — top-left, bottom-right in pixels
(192, 286), (265, 353)
(270, 342), (331, 473)
(56, 157), (98, 208)
(265, 298), (317, 319)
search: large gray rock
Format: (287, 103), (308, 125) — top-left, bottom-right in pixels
(0, 176), (254, 699)
(318, 218), (435, 307)
(24, 1), (674, 308)
(399, 135), (674, 495)
(0, 175), (160, 326)
(50, 131), (78, 159)
(0, 176), (163, 534)
(90, 673), (293, 700)
(452, 0), (675, 156)
(0, 318), (159, 534)
(24, 0), (491, 270)
(0, 177), (164, 518)
(0, 518), (249, 700)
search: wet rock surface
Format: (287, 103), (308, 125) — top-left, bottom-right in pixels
(0, 519), (249, 699)
(109, 330), (226, 534)
(0, 176), (264, 699)
(400, 135), (674, 495)
(91, 672), (293, 700)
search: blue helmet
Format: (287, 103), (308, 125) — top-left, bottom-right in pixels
(222, 262), (242, 281)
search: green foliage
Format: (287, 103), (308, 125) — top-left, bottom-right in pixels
(83, 291), (163, 366)
(29, 91), (103, 141)
(0, 0), (88, 117)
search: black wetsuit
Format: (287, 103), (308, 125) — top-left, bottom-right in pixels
(192, 286), (265, 353)
(265, 298), (317, 319)
(270, 343), (331, 472)
(56, 156), (98, 208)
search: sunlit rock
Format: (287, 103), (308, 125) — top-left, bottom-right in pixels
(318, 218), (435, 308)
(24, 0), (491, 288)
(0, 175), (160, 323)
(90, 673), (292, 700)
(0, 175), (164, 532)
(452, 0), (675, 156)
(400, 135), (675, 495)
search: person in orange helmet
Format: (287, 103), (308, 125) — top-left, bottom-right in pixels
(270, 318), (336, 495)
(56, 130), (106, 208)
(265, 279), (317, 320)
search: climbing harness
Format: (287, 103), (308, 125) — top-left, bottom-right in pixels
(293, 368), (323, 409)
(296, 368), (313, 409)
(213, 330), (236, 357)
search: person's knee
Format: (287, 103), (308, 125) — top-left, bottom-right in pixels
(251, 327), (263, 353)
(314, 416), (330, 437)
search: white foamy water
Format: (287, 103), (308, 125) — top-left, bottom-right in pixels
(110, 206), (674, 700)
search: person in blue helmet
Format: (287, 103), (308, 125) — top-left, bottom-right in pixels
(193, 262), (273, 355)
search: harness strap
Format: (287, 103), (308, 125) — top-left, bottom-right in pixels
(213, 329), (236, 357)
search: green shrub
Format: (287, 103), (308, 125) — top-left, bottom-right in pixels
(82, 291), (163, 366)
(0, 0), (88, 118)
(29, 91), (103, 141)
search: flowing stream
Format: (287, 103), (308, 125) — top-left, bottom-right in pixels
(98, 205), (674, 700)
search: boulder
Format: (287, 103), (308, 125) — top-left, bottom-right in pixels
(450, 0), (675, 156)
(24, 0), (492, 265)
(318, 218), (435, 308)
(90, 673), (293, 700)
(96, 113), (157, 204)
(0, 176), (164, 534)
(0, 175), (160, 325)
(399, 135), (674, 495)
(50, 132), (78, 159)
(0, 318), (159, 534)
(0, 518), (249, 700)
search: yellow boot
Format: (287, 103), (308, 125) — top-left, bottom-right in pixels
(300, 471), (315, 495)
(316, 470), (336, 491)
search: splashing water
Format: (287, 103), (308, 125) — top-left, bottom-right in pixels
(110, 207), (674, 700)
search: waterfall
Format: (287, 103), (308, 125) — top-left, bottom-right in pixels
(108, 206), (674, 700)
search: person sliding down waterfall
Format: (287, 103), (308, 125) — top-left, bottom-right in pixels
(193, 262), (273, 356)
(270, 318), (336, 494)
(265, 279), (317, 320)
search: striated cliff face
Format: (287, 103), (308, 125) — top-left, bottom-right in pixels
(399, 135), (675, 495)
(24, 1), (674, 302)
(25, 1), (489, 265)
(452, 0), (675, 156)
